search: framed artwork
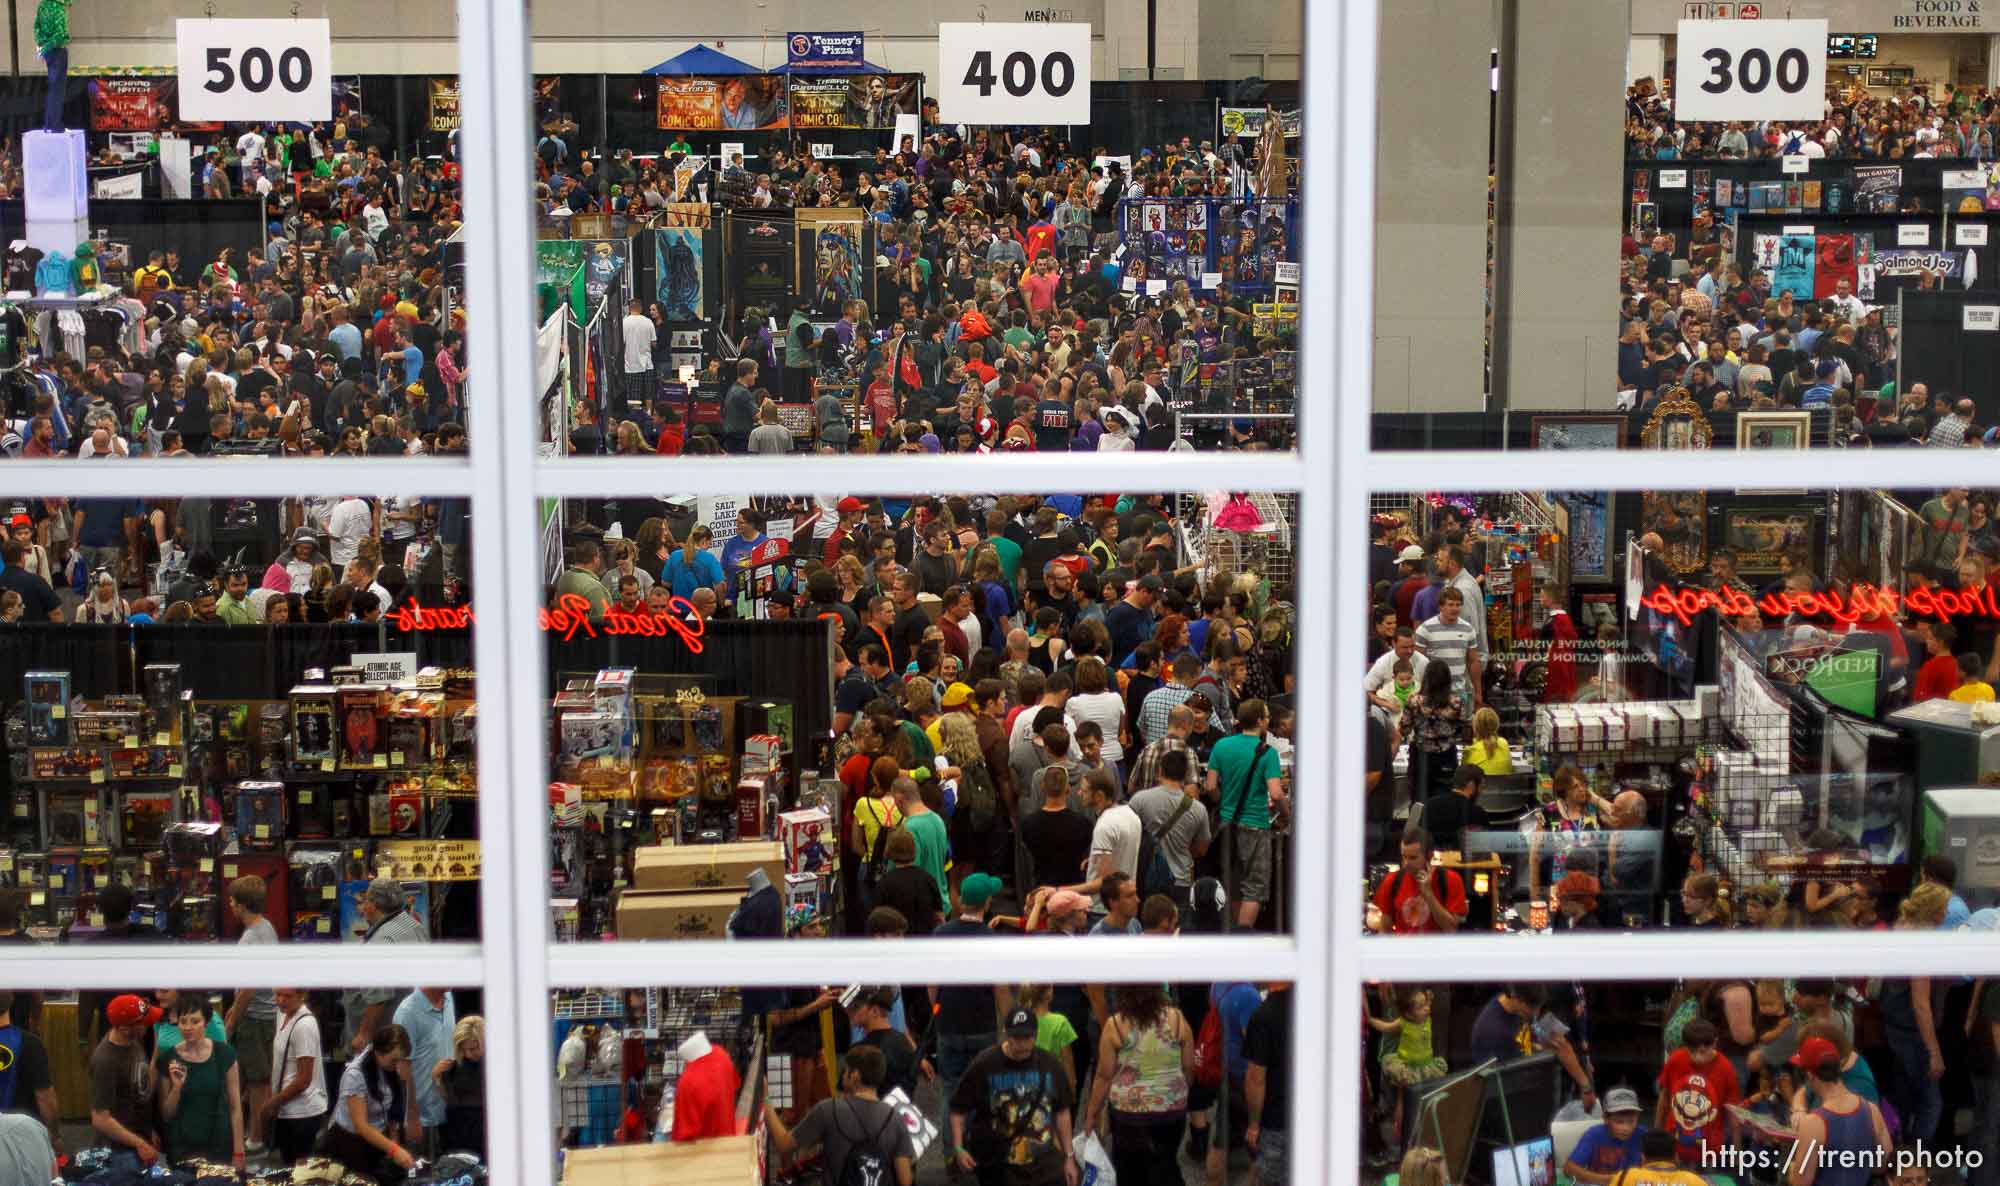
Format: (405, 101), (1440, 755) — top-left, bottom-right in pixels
(1721, 505), (1819, 577)
(1531, 416), (1624, 586)
(1529, 415), (1626, 452)
(1640, 390), (1714, 450)
(1736, 410), (1811, 451)
(1642, 490), (1709, 574)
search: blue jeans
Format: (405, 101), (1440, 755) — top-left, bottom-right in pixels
(937, 1030), (996, 1124)
(1887, 1028), (1942, 1145)
(42, 47), (66, 131)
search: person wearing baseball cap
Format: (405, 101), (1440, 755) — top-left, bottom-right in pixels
(91, 995), (165, 1168)
(1563, 1086), (1647, 1183)
(948, 1005), (1076, 1184)
(1786, 1033), (1891, 1182)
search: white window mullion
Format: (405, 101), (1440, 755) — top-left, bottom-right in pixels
(1361, 447), (1992, 492)
(532, 452), (1309, 498)
(1360, 930), (2000, 983)
(0, 457), (477, 499)
(0, 944), (485, 990)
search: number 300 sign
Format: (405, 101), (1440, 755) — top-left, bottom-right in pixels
(1674, 19), (1826, 122)
(938, 23), (1092, 126)
(176, 19), (332, 123)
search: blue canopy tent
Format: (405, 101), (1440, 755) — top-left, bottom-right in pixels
(644, 45), (765, 75)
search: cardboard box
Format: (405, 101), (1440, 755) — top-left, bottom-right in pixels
(615, 889), (740, 940)
(632, 841), (782, 893)
(778, 807), (834, 876)
(563, 1135), (760, 1186)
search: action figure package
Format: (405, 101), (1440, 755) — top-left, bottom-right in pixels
(288, 846), (343, 935)
(23, 671), (71, 745)
(46, 793), (102, 846)
(445, 703), (477, 765)
(46, 852), (79, 899)
(108, 747), (176, 781)
(31, 748), (104, 781)
(77, 847), (111, 893)
(386, 692), (442, 767)
(120, 792), (174, 848)
(163, 821), (225, 890)
(387, 791), (423, 837)
(289, 783), (334, 839)
(235, 781), (285, 849)
(73, 708), (143, 746)
(691, 704), (725, 752)
(142, 663), (183, 740)
(778, 807), (833, 876)
(290, 686), (338, 765)
(338, 686), (386, 770)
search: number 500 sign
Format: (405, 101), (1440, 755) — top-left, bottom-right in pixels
(176, 19), (332, 123)
(938, 23), (1092, 126)
(1674, 19), (1826, 122)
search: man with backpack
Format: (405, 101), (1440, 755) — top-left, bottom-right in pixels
(1128, 749), (1213, 902)
(1206, 699), (1286, 929)
(0, 992), (58, 1153)
(765, 1045), (916, 1186)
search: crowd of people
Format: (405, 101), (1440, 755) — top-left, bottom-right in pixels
(542, 119), (1296, 457)
(0, 113), (469, 462)
(0, 877), (485, 1185)
(1628, 79), (2000, 163)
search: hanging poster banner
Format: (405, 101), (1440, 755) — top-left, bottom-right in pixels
(657, 76), (788, 131)
(657, 227), (706, 322)
(1813, 233), (1856, 298)
(92, 172), (143, 200)
(730, 213), (796, 320)
(1854, 165), (1902, 213)
(796, 209), (866, 316)
(428, 78), (461, 132)
(787, 74), (922, 130)
(88, 78), (169, 131)
(787, 32), (866, 71)
(1772, 233), (1815, 298)
(1219, 107), (1301, 139)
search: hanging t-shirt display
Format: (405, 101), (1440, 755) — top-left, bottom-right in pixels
(0, 306), (30, 369)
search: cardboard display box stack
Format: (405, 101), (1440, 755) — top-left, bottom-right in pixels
(614, 840), (783, 940)
(562, 1133), (759, 1185)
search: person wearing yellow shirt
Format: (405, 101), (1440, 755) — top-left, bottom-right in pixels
(1948, 652), (1995, 703)
(1465, 707), (1514, 775)
(1615, 1129), (1713, 1186)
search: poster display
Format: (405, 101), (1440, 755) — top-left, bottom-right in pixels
(657, 76), (788, 131)
(1115, 197), (1297, 294)
(1813, 233), (1856, 298)
(581, 240), (629, 313)
(1853, 165), (1901, 213)
(657, 227), (706, 322)
(1220, 107), (1302, 139)
(730, 213), (796, 319)
(1772, 233), (1816, 299)
(787, 74), (921, 130)
(796, 209), (866, 316)
(88, 78), (169, 131)
(428, 78), (461, 132)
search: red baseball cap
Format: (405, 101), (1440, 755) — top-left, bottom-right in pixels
(7, 513), (28, 528)
(106, 994), (163, 1028)
(1789, 1036), (1840, 1070)
(836, 497), (866, 513)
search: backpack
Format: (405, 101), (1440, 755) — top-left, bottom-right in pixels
(831, 1098), (899, 1186)
(956, 759), (999, 830)
(1136, 792), (1195, 900)
(1191, 999), (1225, 1088)
(858, 800), (900, 893)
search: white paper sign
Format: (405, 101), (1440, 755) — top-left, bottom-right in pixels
(1274, 261), (1301, 285)
(1674, 20), (1826, 122)
(1121, 277), (1136, 292)
(1783, 224), (1815, 235)
(175, 19), (332, 122)
(1145, 279), (1167, 296)
(92, 173), (142, 200)
(1200, 271), (1222, 289)
(1659, 169), (1689, 189)
(1963, 306), (2000, 332)
(809, 143), (833, 159)
(1959, 223), (1989, 246)
(938, 22), (1092, 125)
(720, 142), (746, 166)
(892, 113), (921, 153)
(1899, 223), (1930, 246)
(353, 652), (419, 684)
(1944, 169), (1987, 189)
(1781, 154), (1810, 174)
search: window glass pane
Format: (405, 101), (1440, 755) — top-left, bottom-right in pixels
(0, 2), (471, 461)
(527, 10), (1302, 459)
(548, 490), (1302, 940)
(1, 493), (483, 945)
(1361, 486), (1991, 935)
(1374, 4), (1985, 454)
(0, 982), (487, 1174)
(552, 979), (1300, 1182)
(1351, 976), (1983, 1184)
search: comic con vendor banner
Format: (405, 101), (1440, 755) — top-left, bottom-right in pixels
(657, 75), (788, 131)
(787, 74), (922, 130)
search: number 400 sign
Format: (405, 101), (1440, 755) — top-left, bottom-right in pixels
(176, 18), (332, 124)
(937, 22), (1092, 126)
(1674, 19), (1826, 122)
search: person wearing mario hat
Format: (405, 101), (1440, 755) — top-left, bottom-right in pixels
(92, 994), (167, 1168)
(1786, 1033), (1892, 1180)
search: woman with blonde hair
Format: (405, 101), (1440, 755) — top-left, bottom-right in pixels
(1397, 1145), (1450, 1186)
(1882, 881), (1952, 1145)
(432, 1015), (486, 1157)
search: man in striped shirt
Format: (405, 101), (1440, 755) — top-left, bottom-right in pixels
(1136, 653), (1204, 748)
(1416, 586), (1482, 712)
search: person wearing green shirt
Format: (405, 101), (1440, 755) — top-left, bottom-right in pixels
(983, 511), (1023, 594)
(893, 775), (951, 905)
(1205, 699), (1287, 929)
(668, 136), (694, 157)
(155, 993), (244, 1166)
(551, 541), (611, 621)
(215, 569), (258, 626)
(35, 0), (70, 132)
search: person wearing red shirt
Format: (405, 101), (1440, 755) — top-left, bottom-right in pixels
(1389, 546), (1429, 627)
(963, 341), (999, 389)
(1656, 1019), (1739, 1166)
(825, 496), (866, 565)
(1542, 583), (1580, 703)
(1019, 255), (1061, 314)
(1369, 831), (1466, 935)
(1913, 622), (1962, 702)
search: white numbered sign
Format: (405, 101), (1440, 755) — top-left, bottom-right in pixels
(938, 22), (1091, 126)
(176, 19), (332, 123)
(1674, 19), (1825, 122)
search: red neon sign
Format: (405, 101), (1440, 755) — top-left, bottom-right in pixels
(382, 594), (708, 654)
(1639, 582), (2000, 629)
